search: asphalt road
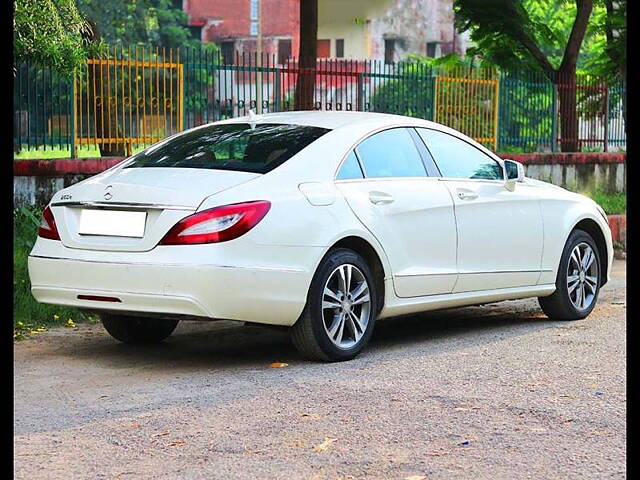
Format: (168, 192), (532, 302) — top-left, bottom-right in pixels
(14, 261), (626, 479)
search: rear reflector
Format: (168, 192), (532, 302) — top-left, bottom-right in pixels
(77, 295), (122, 303)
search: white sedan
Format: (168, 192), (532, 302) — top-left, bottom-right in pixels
(29, 111), (613, 361)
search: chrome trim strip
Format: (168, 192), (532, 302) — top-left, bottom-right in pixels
(394, 269), (551, 278)
(50, 201), (197, 211)
(28, 255), (304, 273)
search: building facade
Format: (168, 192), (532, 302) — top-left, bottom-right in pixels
(183, 0), (469, 63)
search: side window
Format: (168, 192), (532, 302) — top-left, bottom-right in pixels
(416, 128), (503, 180)
(356, 128), (427, 178)
(336, 151), (364, 180)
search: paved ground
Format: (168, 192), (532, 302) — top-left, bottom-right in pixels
(14, 261), (626, 479)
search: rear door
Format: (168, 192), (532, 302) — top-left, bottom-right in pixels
(335, 127), (458, 298)
(415, 128), (544, 292)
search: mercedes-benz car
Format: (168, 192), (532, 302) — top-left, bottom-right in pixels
(28, 111), (613, 361)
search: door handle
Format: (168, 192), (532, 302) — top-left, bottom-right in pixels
(457, 191), (478, 201)
(369, 191), (394, 205)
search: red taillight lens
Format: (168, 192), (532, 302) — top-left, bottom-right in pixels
(38, 205), (61, 240)
(159, 200), (271, 245)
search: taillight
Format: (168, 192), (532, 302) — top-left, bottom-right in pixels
(38, 205), (61, 240)
(159, 201), (271, 245)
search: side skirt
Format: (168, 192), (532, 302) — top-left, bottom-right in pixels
(378, 282), (556, 319)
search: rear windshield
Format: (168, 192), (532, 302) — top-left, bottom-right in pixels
(124, 123), (330, 174)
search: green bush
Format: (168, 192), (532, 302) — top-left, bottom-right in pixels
(589, 191), (626, 215)
(13, 206), (93, 339)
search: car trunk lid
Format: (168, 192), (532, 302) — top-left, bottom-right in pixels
(51, 167), (260, 252)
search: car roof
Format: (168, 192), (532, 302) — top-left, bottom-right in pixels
(190, 110), (502, 164)
(216, 110), (441, 131)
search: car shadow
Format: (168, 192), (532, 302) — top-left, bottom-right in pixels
(62, 299), (559, 371)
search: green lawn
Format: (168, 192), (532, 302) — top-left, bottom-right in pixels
(13, 206), (95, 340)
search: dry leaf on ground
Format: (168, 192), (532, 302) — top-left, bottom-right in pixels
(270, 362), (289, 368)
(313, 437), (338, 452)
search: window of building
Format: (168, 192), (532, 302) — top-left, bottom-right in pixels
(336, 39), (345, 58)
(384, 39), (396, 64)
(426, 42), (439, 58)
(187, 25), (202, 41)
(278, 39), (292, 64)
(317, 39), (330, 58)
(220, 41), (235, 65)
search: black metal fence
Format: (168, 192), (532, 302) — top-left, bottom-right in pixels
(13, 46), (627, 156)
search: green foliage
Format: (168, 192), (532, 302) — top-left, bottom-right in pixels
(76, 0), (205, 50)
(455, 0), (625, 80)
(589, 190), (626, 214)
(13, 206), (92, 339)
(14, 0), (91, 73)
(583, 1), (626, 80)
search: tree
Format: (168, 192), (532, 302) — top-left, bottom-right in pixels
(76, 0), (198, 49)
(294, 0), (318, 110)
(14, 0), (91, 73)
(455, 0), (595, 151)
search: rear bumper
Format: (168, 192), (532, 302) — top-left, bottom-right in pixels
(28, 245), (319, 326)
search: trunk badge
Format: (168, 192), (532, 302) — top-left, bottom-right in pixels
(104, 185), (113, 200)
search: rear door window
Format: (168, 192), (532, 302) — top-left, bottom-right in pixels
(125, 123), (330, 174)
(336, 151), (364, 180)
(355, 128), (427, 178)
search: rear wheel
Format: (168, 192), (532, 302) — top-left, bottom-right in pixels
(100, 314), (179, 344)
(538, 229), (602, 320)
(291, 248), (377, 362)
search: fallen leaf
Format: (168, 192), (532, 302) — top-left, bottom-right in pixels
(301, 413), (322, 419)
(270, 362), (289, 368)
(313, 437), (338, 452)
(169, 440), (186, 447)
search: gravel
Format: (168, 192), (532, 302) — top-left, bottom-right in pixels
(14, 261), (626, 479)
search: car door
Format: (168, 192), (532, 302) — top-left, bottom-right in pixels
(335, 127), (458, 298)
(415, 127), (544, 293)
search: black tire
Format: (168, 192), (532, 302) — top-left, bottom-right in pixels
(291, 248), (378, 362)
(100, 314), (179, 344)
(538, 229), (602, 320)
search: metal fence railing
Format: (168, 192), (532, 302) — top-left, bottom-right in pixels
(13, 46), (626, 156)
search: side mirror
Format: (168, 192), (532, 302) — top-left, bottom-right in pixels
(503, 159), (525, 191)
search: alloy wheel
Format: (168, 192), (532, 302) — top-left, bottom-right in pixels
(321, 264), (371, 349)
(567, 242), (599, 311)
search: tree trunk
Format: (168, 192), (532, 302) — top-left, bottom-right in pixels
(294, 0), (318, 110)
(556, 70), (579, 152)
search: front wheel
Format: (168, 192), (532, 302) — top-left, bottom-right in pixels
(291, 248), (378, 362)
(538, 229), (602, 320)
(100, 314), (179, 344)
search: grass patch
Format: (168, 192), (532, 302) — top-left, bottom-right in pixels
(14, 146), (102, 159)
(14, 206), (95, 340)
(14, 145), (148, 160)
(588, 190), (626, 215)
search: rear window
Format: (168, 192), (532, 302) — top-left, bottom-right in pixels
(124, 123), (330, 174)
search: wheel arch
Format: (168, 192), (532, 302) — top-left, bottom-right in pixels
(570, 217), (610, 286)
(327, 235), (388, 313)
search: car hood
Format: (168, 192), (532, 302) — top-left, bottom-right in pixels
(52, 167), (261, 209)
